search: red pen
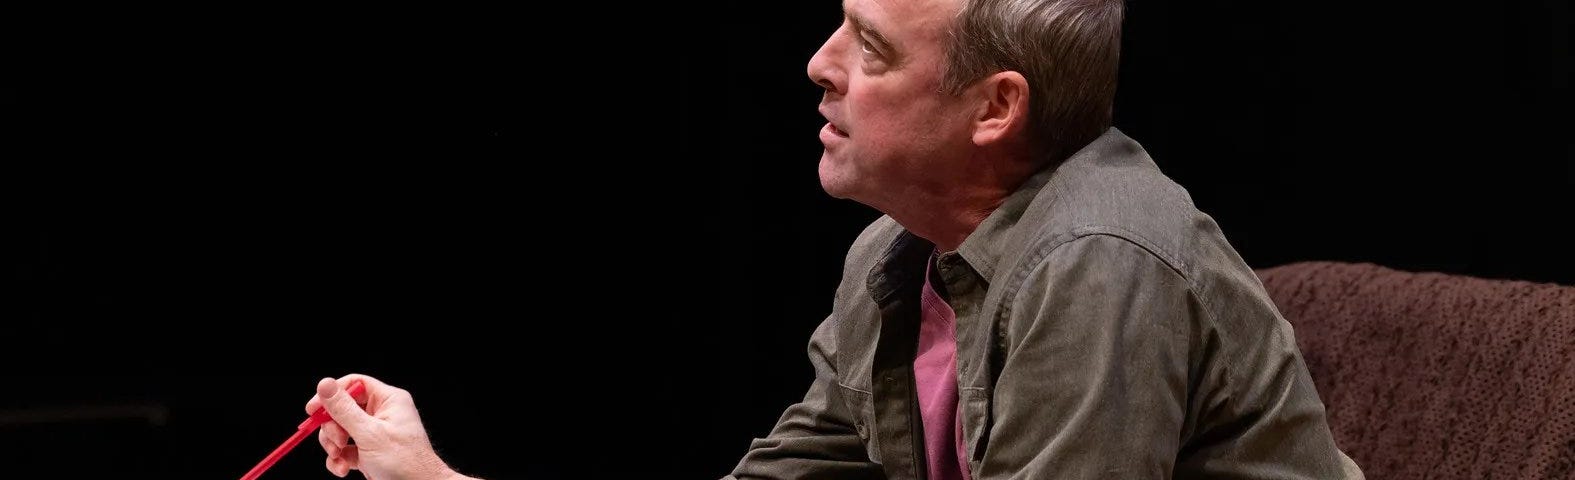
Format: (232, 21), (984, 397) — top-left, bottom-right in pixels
(240, 380), (367, 480)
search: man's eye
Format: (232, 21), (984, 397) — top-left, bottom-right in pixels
(857, 35), (879, 56)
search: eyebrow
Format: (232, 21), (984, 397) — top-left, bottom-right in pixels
(844, 8), (896, 54)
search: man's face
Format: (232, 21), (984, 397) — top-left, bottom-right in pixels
(808, 0), (971, 205)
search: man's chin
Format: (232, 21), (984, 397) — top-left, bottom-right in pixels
(819, 183), (852, 200)
(817, 155), (851, 199)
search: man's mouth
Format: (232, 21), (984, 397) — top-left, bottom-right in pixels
(819, 106), (849, 138)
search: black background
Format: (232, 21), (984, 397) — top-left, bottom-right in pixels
(8, 1), (1570, 478)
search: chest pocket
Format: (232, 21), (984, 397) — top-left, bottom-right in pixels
(836, 384), (882, 465)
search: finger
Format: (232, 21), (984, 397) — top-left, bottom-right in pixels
(341, 444), (361, 472)
(325, 445), (360, 477)
(318, 428), (341, 459)
(305, 381), (336, 415)
(326, 455), (348, 478)
(316, 377), (376, 436)
(321, 420), (349, 451)
(306, 373), (388, 415)
(334, 373), (392, 405)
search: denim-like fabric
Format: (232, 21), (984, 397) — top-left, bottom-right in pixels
(727, 129), (1364, 480)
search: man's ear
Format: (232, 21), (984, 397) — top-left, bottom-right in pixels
(970, 71), (1030, 146)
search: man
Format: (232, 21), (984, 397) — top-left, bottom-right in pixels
(725, 0), (1364, 478)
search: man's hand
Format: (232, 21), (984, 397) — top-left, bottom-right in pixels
(304, 374), (478, 480)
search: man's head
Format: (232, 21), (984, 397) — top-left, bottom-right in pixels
(808, 0), (1123, 207)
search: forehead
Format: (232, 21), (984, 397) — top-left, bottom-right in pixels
(847, 0), (960, 45)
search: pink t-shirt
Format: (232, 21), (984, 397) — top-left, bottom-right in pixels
(914, 258), (972, 480)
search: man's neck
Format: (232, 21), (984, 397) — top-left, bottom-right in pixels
(878, 148), (1039, 253)
(884, 182), (1012, 253)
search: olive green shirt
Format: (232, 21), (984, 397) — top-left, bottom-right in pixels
(727, 129), (1363, 479)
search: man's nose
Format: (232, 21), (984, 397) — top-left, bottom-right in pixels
(806, 25), (847, 95)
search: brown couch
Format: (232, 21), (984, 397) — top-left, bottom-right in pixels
(1256, 261), (1575, 479)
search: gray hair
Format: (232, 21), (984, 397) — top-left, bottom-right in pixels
(942, 0), (1124, 165)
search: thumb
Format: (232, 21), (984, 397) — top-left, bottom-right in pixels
(316, 377), (375, 436)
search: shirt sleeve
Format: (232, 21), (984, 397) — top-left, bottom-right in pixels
(977, 234), (1361, 479)
(725, 316), (885, 480)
